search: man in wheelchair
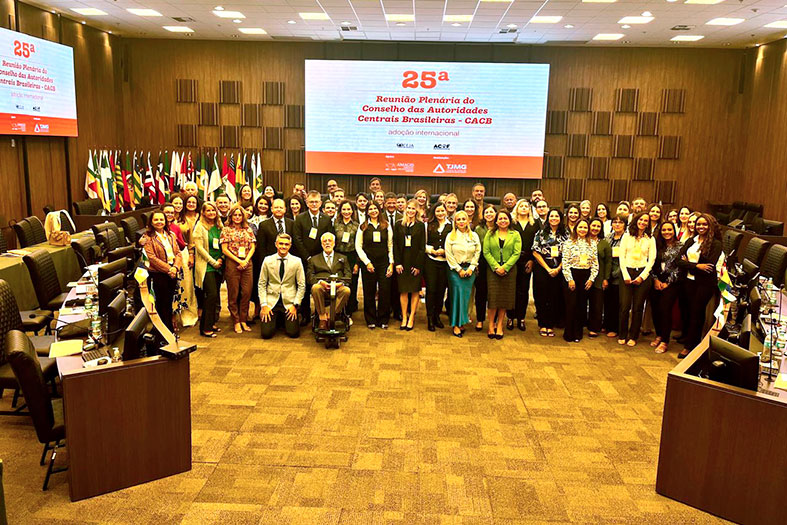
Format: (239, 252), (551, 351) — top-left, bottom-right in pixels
(307, 233), (352, 333)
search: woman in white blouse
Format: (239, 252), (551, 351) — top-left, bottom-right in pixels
(355, 201), (394, 329)
(445, 211), (481, 338)
(617, 212), (657, 346)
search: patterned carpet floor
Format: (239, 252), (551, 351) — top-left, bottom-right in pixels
(1, 299), (728, 524)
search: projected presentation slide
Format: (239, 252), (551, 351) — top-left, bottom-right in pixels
(0, 27), (77, 136)
(305, 60), (549, 179)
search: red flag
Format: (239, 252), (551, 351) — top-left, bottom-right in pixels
(121, 151), (132, 207)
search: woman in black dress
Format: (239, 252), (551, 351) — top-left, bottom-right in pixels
(393, 199), (426, 330)
(424, 203), (452, 331)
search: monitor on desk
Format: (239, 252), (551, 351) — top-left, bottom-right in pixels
(707, 335), (760, 391)
(98, 259), (127, 282)
(106, 290), (129, 345)
(123, 307), (153, 360)
(98, 273), (124, 315)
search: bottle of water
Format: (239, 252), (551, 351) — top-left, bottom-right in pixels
(84, 294), (93, 315)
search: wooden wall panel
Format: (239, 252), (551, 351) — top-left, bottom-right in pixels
(739, 40), (787, 223)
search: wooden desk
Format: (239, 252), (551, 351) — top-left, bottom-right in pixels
(57, 354), (192, 501)
(656, 334), (787, 524)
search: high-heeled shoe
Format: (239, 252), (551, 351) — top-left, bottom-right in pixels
(475, 322), (483, 332)
(495, 333), (504, 340)
(452, 329), (463, 338)
(406, 319), (414, 331)
(487, 333), (495, 339)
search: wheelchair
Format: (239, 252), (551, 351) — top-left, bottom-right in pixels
(311, 277), (350, 349)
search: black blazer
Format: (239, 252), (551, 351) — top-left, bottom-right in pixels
(393, 221), (426, 271)
(426, 222), (453, 255)
(511, 221), (539, 265)
(677, 237), (722, 286)
(293, 212), (334, 260)
(257, 217), (294, 259)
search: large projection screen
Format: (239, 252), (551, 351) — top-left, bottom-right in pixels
(305, 60), (549, 179)
(0, 27), (77, 136)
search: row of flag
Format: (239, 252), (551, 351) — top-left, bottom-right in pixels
(84, 149), (264, 212)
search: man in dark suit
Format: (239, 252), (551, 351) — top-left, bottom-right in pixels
(257, 198), (294, 259)
(382, 192), (402, 319)
(307, 232), (352, 330)
(293, 190), (334, 324)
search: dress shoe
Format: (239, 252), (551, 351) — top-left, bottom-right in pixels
(506, 319), (514, 330)
(518, 320), (526, 332)
(434, 317), (444, 329)
(428, 318), (435, 332)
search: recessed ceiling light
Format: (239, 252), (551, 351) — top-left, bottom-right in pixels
(386, 14), (414, 22)
(583, 0), (617, 3)
(685, 0), (724, 3)
(671, 34), (704, 41)
(395, 22), (406, 26)
(299, 12), (330, 20)
(341, 21), (352, 26)
(765, 20), (787, 28)
(530, 16), (563, 23)
(755, 43), (761, 47)
(506, 24), (518, 29)
(452, 22), (461, 27)
(287, 20), (296, 24)
(239, 27), (267, 34)
(214, 6), (224, 11)
(667, 0), (679, 2)
(444, 15), (474, 23)
(127, 8), (162, 17)
(163, 26), (194, 33)
(233, 19), (242, 23)
(642, 11), (652, 16)
(593, 33), (624, 40)
(70, 8), (107, 16)
(213, 10), (245, 19)
(621, 24), (631, 29)
(707, 17), (744, 25)
(618, 16), (654, 24)
(564, 24), (574, 28)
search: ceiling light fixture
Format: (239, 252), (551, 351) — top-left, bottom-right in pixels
(506, 24), (518, 28)
(764, 20), (787, 28)
(621, 24), (631, 28)
(618, 16), (654, 24)
(214, 6), (224, 11)
(287, 20), (296, 24)
(582, 0), (617, 3)
(443, 15), (474, 23)
(593, 33), (625, 40)
(239, 27), (267, 34)
(127, 8), (162, 17)
(641, 11), (652, 16)
(341, 21), (352, 26)
(386, 13), (415, 22)
(452, 23), (461, 27)
(706, 17), (744, 25)
(530, 16), (563, 23)
(564, 24), (574, 28)
(299, 12), (330, 20)
(233, 19), (242, 23)
(671, 34), (704, 41)
(685, 0), (724, 4)
(70, 8), (107, 16)
(213, 10), (245, 19)
(163, 26), (194, 32)
(395, 22), (406, 26)
(667, 0), (679, 2)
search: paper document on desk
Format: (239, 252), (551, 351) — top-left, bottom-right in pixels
(59, 306), (85, 316)
(7, 249), (29, 256)
(49, 339), (83, 358)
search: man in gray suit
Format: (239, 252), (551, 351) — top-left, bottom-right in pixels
(307, 232), (352, 330)
(258, 233), (306, 339)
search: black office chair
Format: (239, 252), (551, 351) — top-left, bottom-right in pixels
(0, 228), (6, 254)
(4, 330), (67, 489)
(22, 249), (69, 311)
(120, 217), (143, 245)
(71, 235), (101, 273)
(139, 210), (154, 228)
(11, 219), (35, 248)
(760, 245), (787, 288)
(0, 280), (52, 353)
(722, 229), (744, 259)
(26, 217), (47, 245)
(740, 203), (763, 228)
(742, 237), (771, 267)
(72, 198), (102, 215)
(53, 211), (75, 234)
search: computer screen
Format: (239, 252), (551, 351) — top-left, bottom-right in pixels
(707, 335), (760, 391)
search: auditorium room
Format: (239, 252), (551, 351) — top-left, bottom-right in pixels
(1, 0), (787, 523)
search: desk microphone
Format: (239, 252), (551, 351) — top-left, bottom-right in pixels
(31, 312), (128, 342)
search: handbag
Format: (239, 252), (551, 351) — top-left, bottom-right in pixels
(45, 212), (71, 246)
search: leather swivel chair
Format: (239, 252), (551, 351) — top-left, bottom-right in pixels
(26, 217), (47, 245)
(120, 217), (143, 245)
(71, 235), (101, 273)
(742, 237), (771, 267)
(11, 219), (35, 248)
(722, 229), (744, 259)
(22, 249), (69, 311)
(0, 280), (51, 345)
(0, 319), (57, 418)
(760, 245), (787, 288)
(4, 330), (66, 490)
(0, 228), (6, 254)
(72, 198), (102, 215)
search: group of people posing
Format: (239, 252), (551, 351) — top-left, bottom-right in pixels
(138, 177), (723, 358)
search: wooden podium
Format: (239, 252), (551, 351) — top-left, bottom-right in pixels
(57, 354), (191, 501)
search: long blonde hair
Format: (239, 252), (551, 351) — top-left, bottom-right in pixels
(513, 199), (534, 226)
(198, 202), (223, 230)
(449, 210), (472, 241)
